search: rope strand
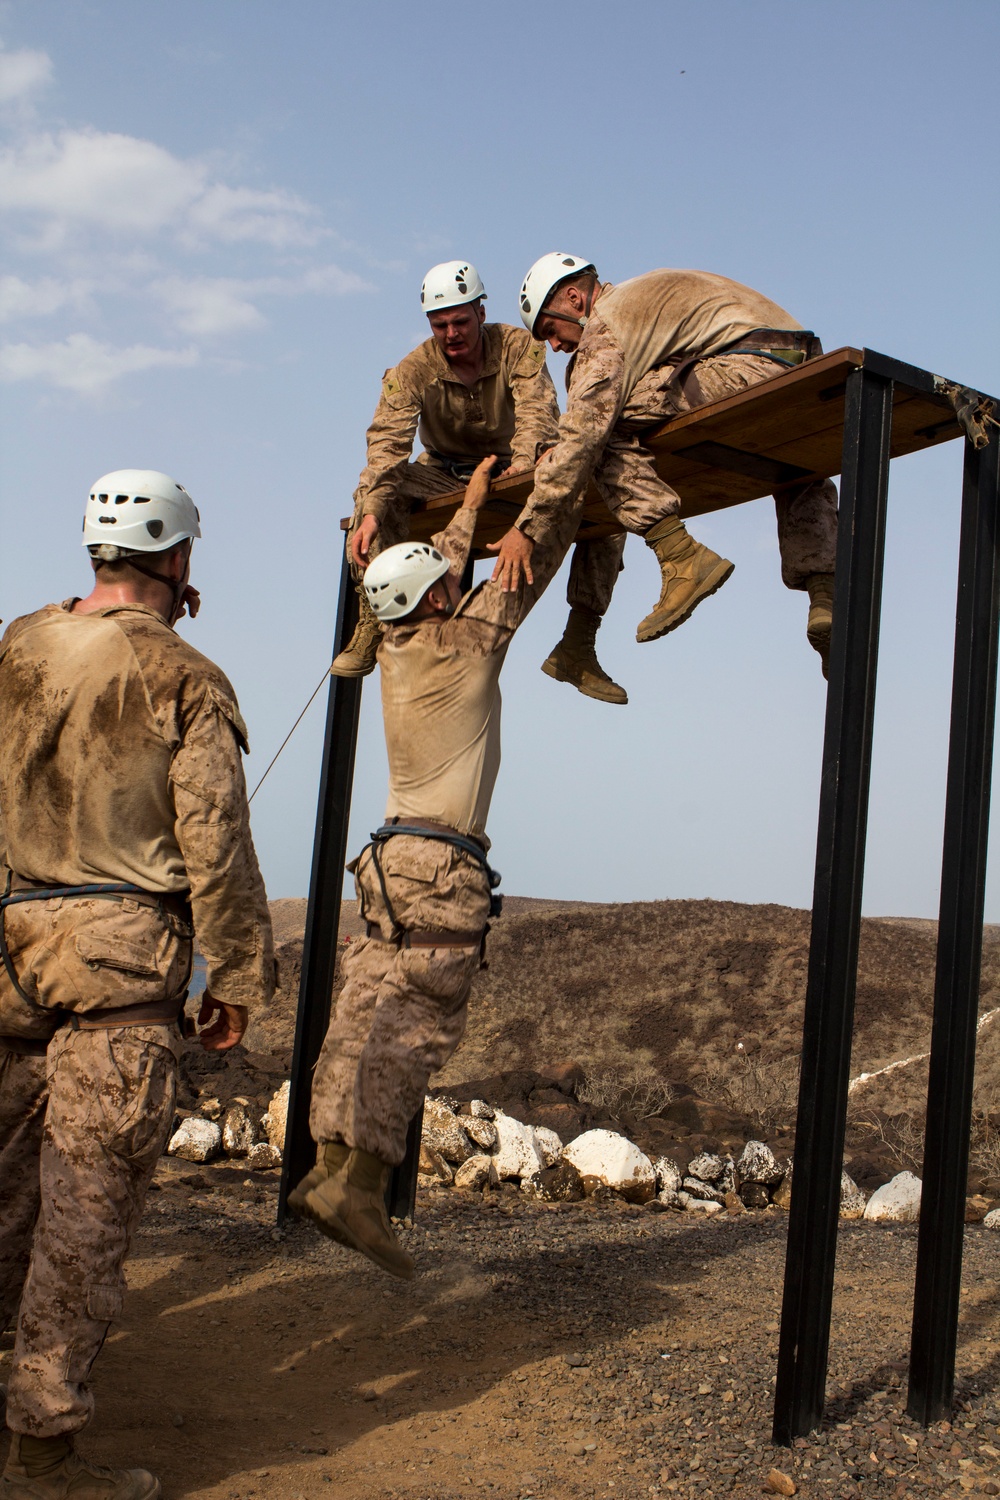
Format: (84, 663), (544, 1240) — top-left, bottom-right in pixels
(248, 666), (331, 803)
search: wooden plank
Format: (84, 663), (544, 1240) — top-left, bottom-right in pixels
(340, 348), (969, 551)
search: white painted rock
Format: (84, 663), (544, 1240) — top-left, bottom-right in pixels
(469, 1099), (495, 1119)
(864, 1171), (922, 1222)
(422, 1097), (474, 1163)
(491, 1110), (544, 1180)
(688, 1152), (727, 1183)
(222, 1098), (256, 1157)
(738, 1140), (784, 1185)
(453, 1154), (497, 1191)
(562, 1129), (656, 1204)
(984, 1208), (1000, 1230)
(247, 1141), (281, 1171)
(464, 1116), (498, 1151)
(686, 1198), (723, 1216)
(263, 1081), (290, 1152)
(533, 1126), (563, 1168)
(653, 1157), (682, 1196)
(684, 1176), (726, 1204)
(840, 1171), (867, 1219)
(168, 1117), (222, 1163)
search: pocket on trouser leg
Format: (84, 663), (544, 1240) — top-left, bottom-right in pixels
(64, 1281), (123, 1385)
(103, 1035), (179, 1168)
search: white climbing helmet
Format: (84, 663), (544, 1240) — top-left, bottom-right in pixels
(83, 469), (201, 558)
(420, 260), (487, 312)
(363, 541), (450, 622)
(518, 252), (595, 335)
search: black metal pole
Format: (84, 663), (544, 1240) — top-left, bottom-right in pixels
(278, 554), (362, 1223)
(773, 367), (894, 1443)
(908, 431), (1000, 1423)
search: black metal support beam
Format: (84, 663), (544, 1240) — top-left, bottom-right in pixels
(278, 555), (361, 1223)
(773, 368), (894, 1444)
(908, 431), (1000, 1423)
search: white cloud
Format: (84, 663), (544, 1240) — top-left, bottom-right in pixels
(153, 276), (265, 337)
(0, 334), (198, 393)
(0, 127), (319, 247)
(0, 43), (52, 103)
(0, 274), (92, 321)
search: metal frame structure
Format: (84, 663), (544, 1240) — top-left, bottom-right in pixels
(276, 348), (1000, 1440)
(773, 354), (1000, 1440)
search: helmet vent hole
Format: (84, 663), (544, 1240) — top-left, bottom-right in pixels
(99, 516), (116, 525)
(146, 519), (164, 539)
(114, 494), (129, 504)
(99, 494), (109, 503)
(134, 496), (151, 504)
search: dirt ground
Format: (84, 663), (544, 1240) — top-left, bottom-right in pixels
(5, 1159), (1000, 1500)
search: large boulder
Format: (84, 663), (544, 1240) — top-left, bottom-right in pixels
(533, 1126), (563, 1168)
(222, 1098), (257, 1157)
(536, 1160), (585, 1202)
(562, 1130), (656, 1204)
(492, 1110), (544, 1180)
(453, 1154), (497, 1192)
(464, 1116), (498, 1152)
(422, 1097), (474, 1163)
(738, 1140), (785, 1185)
(168, 1117), (222, 1163)
(864, 1170), (922, 1222)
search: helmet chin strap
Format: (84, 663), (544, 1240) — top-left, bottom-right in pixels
(97, 553), (188, 626)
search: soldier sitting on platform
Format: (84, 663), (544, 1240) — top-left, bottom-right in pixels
(334, 258), (629, 704)
(492, 254), (840, 675)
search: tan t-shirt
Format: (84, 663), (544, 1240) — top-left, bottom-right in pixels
(0, 601), (274, 1007)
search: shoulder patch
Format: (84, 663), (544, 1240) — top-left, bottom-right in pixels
(382, 370), (403, 400)
(525, 342), (546, 367)
(207, 682), (250, 754)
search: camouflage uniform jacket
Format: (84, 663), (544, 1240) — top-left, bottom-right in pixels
(516, 270), (801, 544)
(0, 602), (273, 1010)
(355, 323), (559, 524)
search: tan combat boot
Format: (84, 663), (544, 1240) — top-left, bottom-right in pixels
(806, 572), (835, 679)
(286, 1140), (349, 1218)
(330, 587), (382, 677)
(302, 1147), (415, 1280)
(636, 516), (734, 643)
(541, 606), (628, 705)
(0, 1435), (159, 1500)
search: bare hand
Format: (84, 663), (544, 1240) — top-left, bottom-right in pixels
(351, 515), (380, 569)
(196, 993), (248, 1052)
(488, 526), (535, 591)
(179, 585), (201, 620)
(463, 454), (498, 513)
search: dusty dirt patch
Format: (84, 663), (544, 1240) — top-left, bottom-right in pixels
(5, 1164), (1000, 1499)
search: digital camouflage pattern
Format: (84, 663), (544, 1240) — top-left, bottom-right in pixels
(0, 1049), (47, 1339)
(347, 321), (626, 617)
(310, 838), (491, 1164)
(517, 282), (838, 592)
(311, 489), (591, 1163)
(0, 602), (274, 1009)
(3, 1024), (179, 1436)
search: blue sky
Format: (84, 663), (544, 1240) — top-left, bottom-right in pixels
(1, 1), (998, 916)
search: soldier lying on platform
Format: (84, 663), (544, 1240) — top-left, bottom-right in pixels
(333, 258), (629, 704)
(290, 452), (591, 1276)
(0, 470), (274, 1500)
(492, 253), (839, 676)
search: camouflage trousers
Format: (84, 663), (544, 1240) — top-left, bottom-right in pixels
(600, 351), (839, 590)
(0, 1048), (48, 1338)
(350, 458), (626, 618)
(310, 835), (492, 1165)
(0, 1025), (179, 1436)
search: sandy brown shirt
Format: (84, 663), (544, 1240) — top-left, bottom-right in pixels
(0, 602), (274, 1009)
(517, 270), (801, 542)
(355, 323), (559, 523)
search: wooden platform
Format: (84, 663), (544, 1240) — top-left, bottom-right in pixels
(350, 347), (972, 556)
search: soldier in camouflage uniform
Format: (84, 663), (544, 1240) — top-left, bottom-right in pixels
(0, 470), (274, 1500)
(492, 254), (839, 675)
(334, 258), (628, 704)
(291, 454), (595, 1276)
